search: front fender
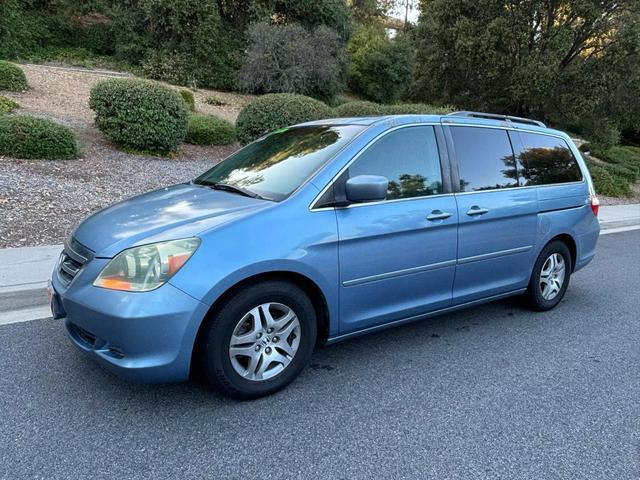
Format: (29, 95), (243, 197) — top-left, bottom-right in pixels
(168, 201), (340, 337)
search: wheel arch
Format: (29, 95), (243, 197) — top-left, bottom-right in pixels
(546, 233), (577, 272)
(190, 270), (331, 377)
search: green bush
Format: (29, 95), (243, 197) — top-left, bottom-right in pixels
(0, 96), (19, 115)
(587, 161), (632, 197)
(588, 144), (640, 195)
(236, 93), (332, 144)
(384, 103), (455, 115)
(89, 78), (188, 152)
(180, 89), (195, 112)
(603, 162), (639, 183)
(333, 101), (384, 117)
(347, 26), (415, 104)
(591, 145), (640, 170)
(185, 114), (235, 145)
(591, 145), (640, 183)
(0, 61), (28, 91)
(0, 115), (79, 159)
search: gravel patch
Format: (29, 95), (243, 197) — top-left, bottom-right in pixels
(0, 143), (238, 248)
(0, 64), (246, 248)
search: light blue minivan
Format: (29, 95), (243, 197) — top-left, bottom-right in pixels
(51, 112), (600, 399)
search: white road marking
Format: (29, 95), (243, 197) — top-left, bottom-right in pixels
(600, 225), (640, 235)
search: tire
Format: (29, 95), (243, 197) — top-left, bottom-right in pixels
(200, 280), (317, 400)
(526, 240), (572, 311)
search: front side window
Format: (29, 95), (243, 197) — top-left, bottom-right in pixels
(195, 125), (365, 201)
(347, 126), (443, 200)
(516, 132), (583, 186)
(450, 126), (517, 192)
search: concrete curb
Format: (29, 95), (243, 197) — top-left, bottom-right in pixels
(0, 283), (50, 310)
(0, 244), (61, 314)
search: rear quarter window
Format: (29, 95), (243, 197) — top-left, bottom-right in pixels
(516, 132), (583, 186)
(450, 126), (518, 192)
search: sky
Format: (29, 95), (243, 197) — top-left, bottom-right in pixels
(388, 1), (421, 24)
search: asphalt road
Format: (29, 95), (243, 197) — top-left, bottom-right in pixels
(1, 231), (639, 480)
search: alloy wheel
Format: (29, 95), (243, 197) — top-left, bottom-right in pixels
(228, 302), (301, 381)
(539, 253), (566, 301)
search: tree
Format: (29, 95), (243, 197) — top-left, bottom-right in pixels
(238, 23), (347, 101)
(347, 24), (415, 103)
(218, 0), (351, 37)
(413, 0), (640, 144)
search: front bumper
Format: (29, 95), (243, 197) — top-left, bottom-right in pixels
(51, 261), (209, 383)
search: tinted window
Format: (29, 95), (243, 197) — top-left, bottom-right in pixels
(517, 132), (583, 185)
(195, 125), (365, 201)
(450, 127), (517, 192)
(348, 126), (443, 200)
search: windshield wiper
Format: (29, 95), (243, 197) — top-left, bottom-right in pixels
(207, 182), (266, 200)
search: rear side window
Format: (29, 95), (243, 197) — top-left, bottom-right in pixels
(450, 126), (517, 192)
(516, 132), (583, 185)
(348, 126), (443, 200)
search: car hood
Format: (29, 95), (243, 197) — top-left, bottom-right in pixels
(73, 183), (270, 257)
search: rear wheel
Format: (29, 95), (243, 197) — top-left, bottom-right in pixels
(526, 241), (572, 311)
(200, 280), (317, 399)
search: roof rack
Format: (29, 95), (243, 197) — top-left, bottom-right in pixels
(446, 111), (546, 128)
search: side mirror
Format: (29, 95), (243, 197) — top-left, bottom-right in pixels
(345, 175), (388, 203)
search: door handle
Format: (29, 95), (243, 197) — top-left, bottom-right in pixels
(466, 206), (489, 216)
(427, 210), (452, 221)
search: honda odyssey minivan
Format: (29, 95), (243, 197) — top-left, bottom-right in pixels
(51, 111), (600, 399)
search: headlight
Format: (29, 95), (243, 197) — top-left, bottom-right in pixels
(94, 238), (200, 292)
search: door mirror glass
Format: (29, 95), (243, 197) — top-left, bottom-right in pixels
(345, 175), (389, 203)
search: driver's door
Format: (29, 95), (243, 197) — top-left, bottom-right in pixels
(334, 125), (458, 334)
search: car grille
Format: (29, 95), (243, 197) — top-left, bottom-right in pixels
(58, 237), (93, 286)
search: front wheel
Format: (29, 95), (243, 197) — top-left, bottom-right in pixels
(200, 280), (317, 400)
(526, 241), (572, 311)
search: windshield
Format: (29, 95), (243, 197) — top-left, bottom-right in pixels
(194, 125), (365, 201)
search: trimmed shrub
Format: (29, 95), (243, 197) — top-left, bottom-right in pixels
(180, 89), (195, 112)
(0, 115), (79, 159)
(384, 103), (455, 115)
(347, 26), (415, 104)
(0, 61), (28, 91)
(0, 96), (19, 115)
(238, 23), (346, 102)
(89, 78), (188, 152)
(333, 101), (384, 117)
(236, 93), (332, 144)
(185, 115), (235, 145)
